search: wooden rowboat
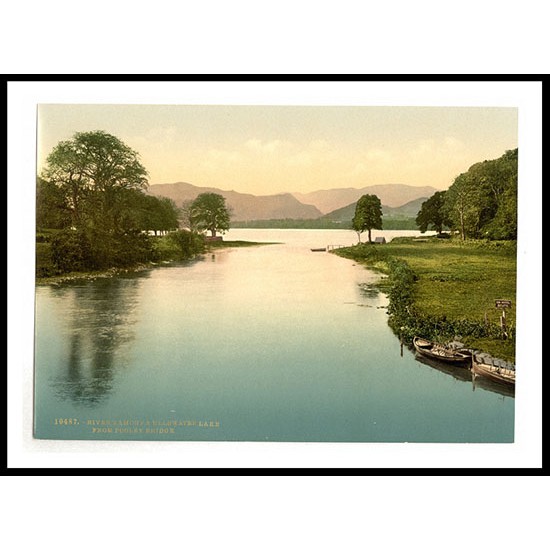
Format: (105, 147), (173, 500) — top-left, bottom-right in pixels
(310, 247), (326, 252)
(472, 354), (515, 386)
(413, 336), (471, 365)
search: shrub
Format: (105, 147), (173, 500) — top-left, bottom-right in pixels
(152, 235), (181, 261)
(50, 228), (93, 273)
(50, 227), (156, 272)
(167, 230), (206, 260)
(111, 232), (153, 267)
(36, 242), (57, 277)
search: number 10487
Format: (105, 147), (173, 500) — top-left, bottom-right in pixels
(54, 418), (79, 426)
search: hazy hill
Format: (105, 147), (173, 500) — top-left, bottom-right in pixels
(384, 197), (428, 218)
(323, 196), (428, 222)
(293, 184), (438, 214)
(148, 182), (323, 221)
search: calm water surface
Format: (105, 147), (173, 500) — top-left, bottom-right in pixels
(34, 229), (514, 442)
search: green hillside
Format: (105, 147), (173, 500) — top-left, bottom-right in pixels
(323, 197), (427, 222)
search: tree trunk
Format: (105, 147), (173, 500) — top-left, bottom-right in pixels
(368, 228), (372, 243)
(210, 228), (217, 238)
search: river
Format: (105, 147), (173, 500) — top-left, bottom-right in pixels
(34, 229), (514, 442)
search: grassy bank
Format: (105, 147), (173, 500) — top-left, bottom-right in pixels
(35, 230), (205, 280)
(36, 235), (273, 284)
(35, 264), (155, 285)
(333, 236), (517, 362)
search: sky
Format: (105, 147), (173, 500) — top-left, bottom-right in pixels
(37, 104), (518, 195)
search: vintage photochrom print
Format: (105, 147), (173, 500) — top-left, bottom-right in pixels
(34, 103), (518, 443)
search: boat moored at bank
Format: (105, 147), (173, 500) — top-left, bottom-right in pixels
(413, 336), (471, 366)
(472, 353), (516, 386)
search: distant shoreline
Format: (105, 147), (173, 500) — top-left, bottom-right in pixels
(231, 218), (418, 230)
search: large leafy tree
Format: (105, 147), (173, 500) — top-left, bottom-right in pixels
(41, 130), (148, 230)
(444, 148), (517, 240)
(39, 131), (152, 271)
(480, 148), (518, 239)
(111, 191), (180, 235)
(416, 191), (450, 234)
(444, 172), (481, 240)
(352, 194), (383, 243)
(137, 195), (180, 235)
(190, 193), (231, 238)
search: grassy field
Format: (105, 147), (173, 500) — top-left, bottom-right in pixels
(334, 237), (517, 361)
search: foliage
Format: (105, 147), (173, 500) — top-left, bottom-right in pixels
(352, 194), (383, 242)
(37, 131), (192, 274)
(166, 230), (206, 260)
(42, 130), (148, 230)
(49, 227), (154, 271)
(36, 242), (57, 277)
(190, 193), (231, 238)
(416, 191), (450, 233)
(50, 228), (94, 272)
(152, 231), (203, 261)
(179, 199), (194, 230)
(138, 195), (180, 234)
(443, 149), (517, 240)
(36, 177), (72, 230)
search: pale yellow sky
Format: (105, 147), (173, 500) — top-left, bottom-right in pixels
(37, 105), (518, 195)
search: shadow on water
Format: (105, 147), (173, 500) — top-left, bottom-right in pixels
(49, 275), (144, 407)
(413, 353), (515, 399)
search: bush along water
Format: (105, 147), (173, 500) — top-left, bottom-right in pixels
(42, 228), (207, 276)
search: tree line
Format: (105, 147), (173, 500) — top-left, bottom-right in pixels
(37, 131), (231, 275)
(37, 131), (516, 276)
(416, 149), (518, 240)
(350, 149), (517, 243)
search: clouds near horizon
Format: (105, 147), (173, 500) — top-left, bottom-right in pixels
(37, 105), (517, 195)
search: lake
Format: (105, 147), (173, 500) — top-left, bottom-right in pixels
(34, 229), (514, 442)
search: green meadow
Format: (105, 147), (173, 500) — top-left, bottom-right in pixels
(334, 237), (517, 362)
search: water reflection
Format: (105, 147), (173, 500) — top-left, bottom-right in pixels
(49, 275), (144, 407)
(34, 229), (514, 442)
(414, 353), (515, 398)
(358, 282), (381, 298)
(472, 372), (515, 398)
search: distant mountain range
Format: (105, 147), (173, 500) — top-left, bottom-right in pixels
(293, 184), (438, 213)
(148, 182), (436, 222)
(148, 182), (322, 221)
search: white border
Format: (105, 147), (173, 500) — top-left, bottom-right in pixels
(7, 80), (542, 469)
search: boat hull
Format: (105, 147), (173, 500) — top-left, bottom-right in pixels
(472, 361), (515, 386)
(413, 337), (471, 366)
